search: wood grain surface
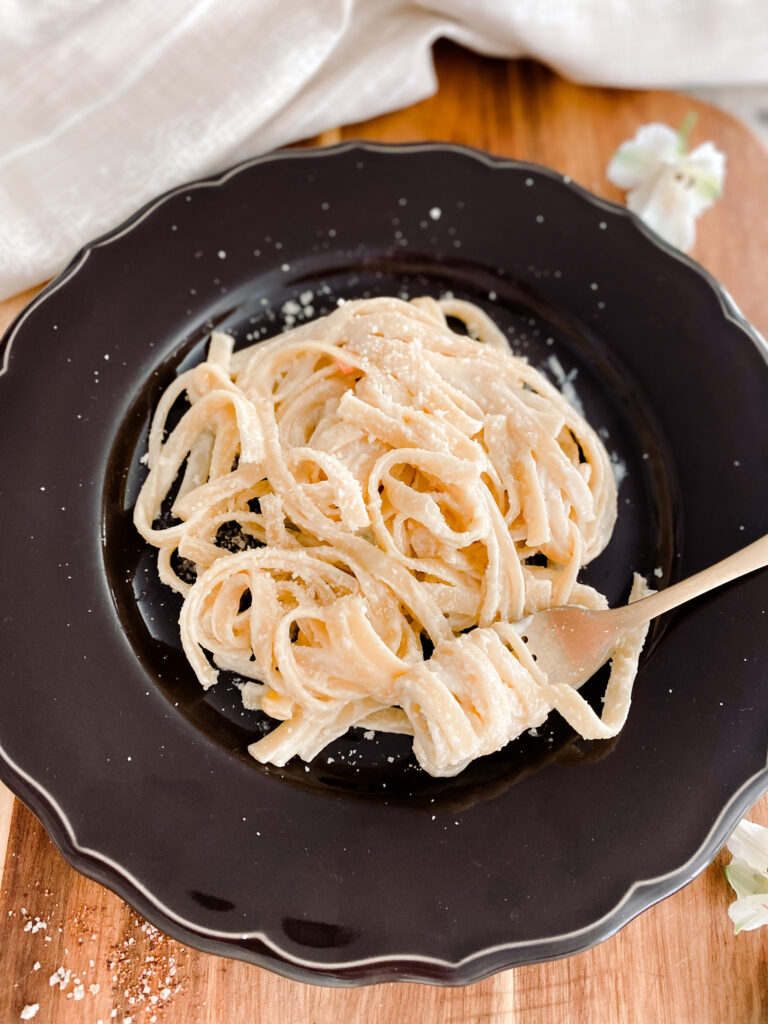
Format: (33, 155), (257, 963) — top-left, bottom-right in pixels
(2, 43), (768, 1024)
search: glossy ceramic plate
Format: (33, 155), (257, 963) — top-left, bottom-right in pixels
(1, 143), (767, 986)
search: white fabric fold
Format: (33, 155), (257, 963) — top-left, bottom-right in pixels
(2, 0), (768, 300)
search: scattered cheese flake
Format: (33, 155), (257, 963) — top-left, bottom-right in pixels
(544, 354), (585, 418)
(20, 1006), (39, 1021)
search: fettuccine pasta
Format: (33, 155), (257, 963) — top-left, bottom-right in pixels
(134, 297), (648, 777)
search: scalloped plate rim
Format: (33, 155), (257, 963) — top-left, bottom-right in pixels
(1, 140), (766, 986)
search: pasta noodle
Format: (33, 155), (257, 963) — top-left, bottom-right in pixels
(134, 297), (649, 777)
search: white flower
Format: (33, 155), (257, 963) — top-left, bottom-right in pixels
(724, 819), (768, 933)
(606, 117), (725, 252)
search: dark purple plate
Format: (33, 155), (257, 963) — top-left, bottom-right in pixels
(1, 142), (766, 986)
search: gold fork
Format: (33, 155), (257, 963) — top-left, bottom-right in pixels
(519, 533), (768, 688)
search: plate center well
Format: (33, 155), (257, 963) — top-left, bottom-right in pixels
(102, 256), (676, 808)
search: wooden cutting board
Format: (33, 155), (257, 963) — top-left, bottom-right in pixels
(2, 42), (768, 1024)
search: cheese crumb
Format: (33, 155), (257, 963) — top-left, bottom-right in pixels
(20, 1006), (39, 1021)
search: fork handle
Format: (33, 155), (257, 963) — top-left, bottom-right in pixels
(614, 532), (768, 630)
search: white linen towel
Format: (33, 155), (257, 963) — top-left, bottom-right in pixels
(2, 0), (768, 300)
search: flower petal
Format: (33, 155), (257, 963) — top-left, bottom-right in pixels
(606, 124), (680, 190)
(687, 141), (727, 180)
(678, 143), (727, 212)
(626, 167), (698, 251)
(727, 819), (768, 874)
(728, 892), (768, 934)
(724, 859), (768, 900)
